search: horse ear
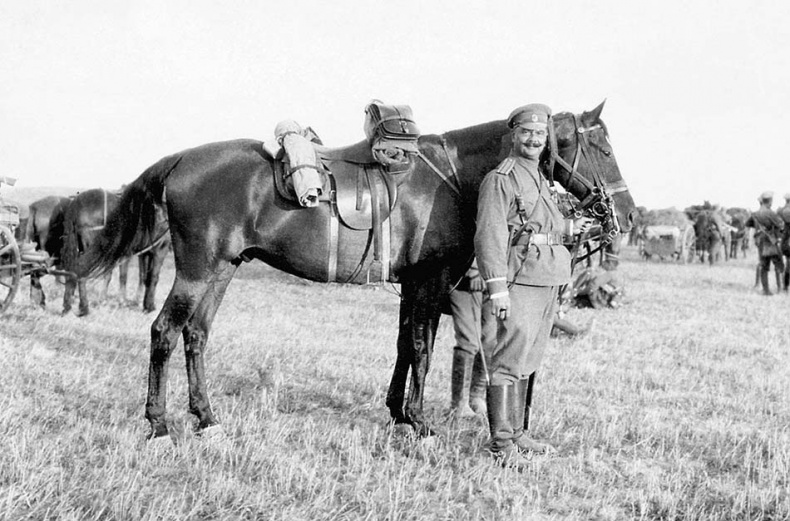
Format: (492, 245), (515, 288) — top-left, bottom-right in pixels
(583, 99), (607, 124)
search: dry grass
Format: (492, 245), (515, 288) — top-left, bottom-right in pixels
(0, 247), (788, 520)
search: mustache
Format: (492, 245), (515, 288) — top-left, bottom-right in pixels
(522, 141), (543, 147)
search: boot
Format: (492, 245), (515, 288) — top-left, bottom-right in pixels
(486, 384), (532, 470)
(760, 266), (772, 295)
(513, 376), (557, 455)
(468, 351), (487, 415)
(450, 348), (475, 418)
(784, 270), (789, 292)
(775, 268), (782, 294)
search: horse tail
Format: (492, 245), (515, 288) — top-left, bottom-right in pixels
(79, 153), (182, 278)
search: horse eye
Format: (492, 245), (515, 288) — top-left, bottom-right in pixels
(601, 148), (612, 157)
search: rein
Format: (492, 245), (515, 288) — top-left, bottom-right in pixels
(414, 137), (462, 196)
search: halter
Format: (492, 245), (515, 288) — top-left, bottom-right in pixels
(548, 113), (629, 248)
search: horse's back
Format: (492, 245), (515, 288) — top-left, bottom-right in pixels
(163, 139), (278, 276)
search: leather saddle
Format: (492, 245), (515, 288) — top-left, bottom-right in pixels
(272, 140), (404, 231)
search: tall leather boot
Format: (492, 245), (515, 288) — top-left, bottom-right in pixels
(486, 384), (531, 470)
(784, 268), (789, 292)
(760, 265), (772, 295)
(450, 348), (475, 418)
(468, 351), (487, 415)
(775, 266), (783, 294)
(513, 375), (557, 454)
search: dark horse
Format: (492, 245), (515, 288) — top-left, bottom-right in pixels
(26, 194), (71, 308)
(52, 189), (170, 315)
(81, 102), (635, 440)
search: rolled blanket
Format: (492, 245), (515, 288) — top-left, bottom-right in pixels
(275, 120), (323, 208)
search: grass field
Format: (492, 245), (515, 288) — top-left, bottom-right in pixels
(1, 246), (788, 520)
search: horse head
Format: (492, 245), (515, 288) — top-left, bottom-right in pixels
(547, 101), (636, 243)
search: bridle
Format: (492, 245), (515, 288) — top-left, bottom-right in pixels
(547, 113), (629, 264)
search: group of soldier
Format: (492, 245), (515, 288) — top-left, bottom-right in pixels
(748, 191), (790, 295)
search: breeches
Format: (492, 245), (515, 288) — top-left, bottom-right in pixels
(481, 285), (558, 386)
(760, 254), (784, 272)
(449, 289), (483, 355)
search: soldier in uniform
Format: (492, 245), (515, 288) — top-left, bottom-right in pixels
(474, 103), (591, 468)
(778, 193), (790, 291)
(448, 259), (488, 418)
(746, 191), (785, 295)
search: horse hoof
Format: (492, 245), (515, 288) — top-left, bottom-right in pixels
(146, 433), (174, 449)
(390, 422), (417, 438)
(196, 424), (226, 440)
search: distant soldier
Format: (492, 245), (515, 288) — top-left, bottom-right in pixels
(778, 193), (790, 291)
(746, 191), (784, 295)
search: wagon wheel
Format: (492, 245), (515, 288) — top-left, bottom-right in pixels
(0, 225), (22, 312)
(680, 226), (696, 264)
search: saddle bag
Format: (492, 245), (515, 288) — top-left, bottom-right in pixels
(363, 100), (421, 170)
(363, 100), (420, 142)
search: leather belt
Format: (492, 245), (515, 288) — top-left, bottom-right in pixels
(529, 232), (571, 246)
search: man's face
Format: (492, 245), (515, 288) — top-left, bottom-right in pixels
(511, 122), (548, 160)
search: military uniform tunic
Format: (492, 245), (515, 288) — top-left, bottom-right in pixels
(474, 155), (572, 385)
(778, 204), (790, 256)
(747, 207), (784, 257)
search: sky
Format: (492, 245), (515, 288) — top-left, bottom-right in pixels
(1, 0), (789, 211)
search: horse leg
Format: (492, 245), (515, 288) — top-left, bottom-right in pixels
(77, 277), (91, 317)
(136, 254), (150, 306)
(183, 263), (237, 434)
(387, 272), (445, 436)
(118, 257), (130, 302)
(142, 249), (167, 313)
(62, 276), (76, 316)
(146, 275), (211, 440)
(97, 269), (112, 302)
(386, 298), (416, 425)
(30, 272), (46, 309)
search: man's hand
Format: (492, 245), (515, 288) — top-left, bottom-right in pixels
(467, 273), (484, 292)
(490, 292), (511, 320)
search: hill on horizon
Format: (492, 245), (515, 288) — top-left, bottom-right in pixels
(0, 186), (89, 207)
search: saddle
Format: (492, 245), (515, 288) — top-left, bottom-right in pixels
(268, 101), (422, 284)
(272, 140), (400, 230)
(270, 140), (409, 284)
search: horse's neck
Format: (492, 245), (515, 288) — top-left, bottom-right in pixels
(438, 121), (510, 193)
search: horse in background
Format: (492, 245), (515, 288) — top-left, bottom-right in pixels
(79, 102), (636, 441)
(686, 202), (732, 265)
(41, 189), (169, 315)
(726, 207), (751, 259)
(26, 195), (72, 308)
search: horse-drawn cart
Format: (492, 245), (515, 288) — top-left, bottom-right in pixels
(0, 177), (70, 312)
(639, 224), (696, 263)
